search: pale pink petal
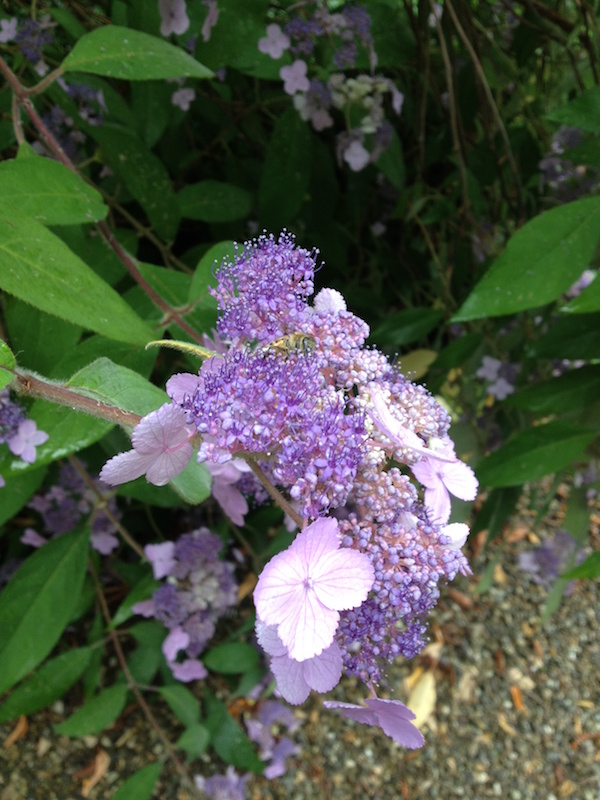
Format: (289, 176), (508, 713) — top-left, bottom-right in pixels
(99, 449), (159, 485)
(270, 655), (311, 705)
(145, 443), (193, 485)
(255, 620), (288, 657)
(166, 372), (200, 403)
(211, 479), (248, 525)
(21, 528), (47, 548)
(424, 481), (451, 525)
(310, 549), (374, 611)
(440, 460), (478, 502)
(277, 586), (339, 662)
(410, 457), (440, 489)
(440, 523), (469, 549)
(90, 531), (119, 554)
(365, 698), (425, 749)
(301, 642), (343, 693)
(132, 403), (192, 455)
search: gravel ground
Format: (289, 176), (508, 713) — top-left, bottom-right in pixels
(1, 502), (599, 800)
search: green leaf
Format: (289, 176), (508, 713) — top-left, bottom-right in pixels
(68, 357), (167, 415)
(0, 467), (46, 528)
(4, 295), (82, 376)
(0, 211), (152, 346)
(476, 422), (597, 488)
(546, 86), (600, 134)
(259, 109), (312, 231)
(453, 197), (600, 320)
(94, 125), (180, 241)
(158, 685), (201, 728)
(177, 724), (210, 759)
(0, 155), (107, 225)
(532, 313), (600, 360)
(54, 683), (128, 736)
(127, 645), (161, 685)
(0, 339), (16, 390)
(170, 456), (212, 505)
(111, 763), (162, 800)
(0, 647), (92, 723)
(178, 181), (253, 223)
(471, 487), (521, 546)
(376, 130), (405, 190)
(108, 573), (160, 630)
(204, 691), (264, 773)
(203, 643), (259, 674)
(62, 25), (213, 80)
(189, 241), (235, 300)
(430, 332), (483, 371)
(506, 366), (600, 413)
(562, 550), (600, 580)
(370, 308), (444, 347)
(0, 527), (90, 695)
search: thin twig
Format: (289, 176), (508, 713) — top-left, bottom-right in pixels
(88, 560), (199, 795)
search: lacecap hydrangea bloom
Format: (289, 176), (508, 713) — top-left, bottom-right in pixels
(101, 231), (477, 747)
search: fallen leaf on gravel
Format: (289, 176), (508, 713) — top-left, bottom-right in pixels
(507, 667), (535, 691)
(493, 562), (508, 584)
(446, 587), (473, 609)
(81, 748), (110, 797)
(3, 716), (27, 748)
(406, 670), (436, 728)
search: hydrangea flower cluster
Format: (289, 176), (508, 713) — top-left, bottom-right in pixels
(133, 529), (238, 681)
(0, 389), (48, 487)
(258, 4), (403, 171)
(518, 529), (583, 595)
(101, 231), (477, 747)
(23, 461), (120, 554)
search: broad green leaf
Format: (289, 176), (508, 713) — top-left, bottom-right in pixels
(0, 339), (16, 390)
(453, 196), (600, 320)
(108, 574), (160, 630)
(54, 683), (128, 736)
(259, 109), (312, 231)
(4, 295), (82, 376)
(532, 313), (600, 360)
(170, 455), (212, 505)
(376, 130), (405, 190)
(189, 241), (235, 300)
(476, 422), (596, 487)
(0, 647), (92, 723)
(0, 527), (90, 695)
(370, 308), (444, 347)
(62, 25), (213, 80)
(0, 211), (151, 345)
(0, 467), (45, 528)
(204, 691), (264, 773)
(0, 156), (107, 225)
(430, 332), (483, 371)
(177, 724), (210, 759)
(111, 763), (163, 800)
(0, 358), (165, 477)
(203, 643), (259, 674)
(129, 621), (167, 649)
(563, 273), (600, 313)
(178, 181), (253, 222)
(127, 645), (161, 685)
(471, 486), (521, 546)
(67, 357), (167, 415)
(158, 685), (201, 728)
(506, 366), (600, 413)
(546, 86), (600, 134)
(562, 550), (600, 580)
(93, 126), (180, 240)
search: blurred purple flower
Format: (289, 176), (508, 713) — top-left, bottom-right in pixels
(0, 17), (17, 43)
(171, 86), (196, 110)
(195, 767), (250, 800)
(258, 23), (290, 59)
(158, 0), (190, 36)
(201, 0), (219, 43)
(518, 529), (582, 592)
(280, 60), (310, 95)
(8, 419), (48, 463)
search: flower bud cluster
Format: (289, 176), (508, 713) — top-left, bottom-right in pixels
(0, 389), (48, 488)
